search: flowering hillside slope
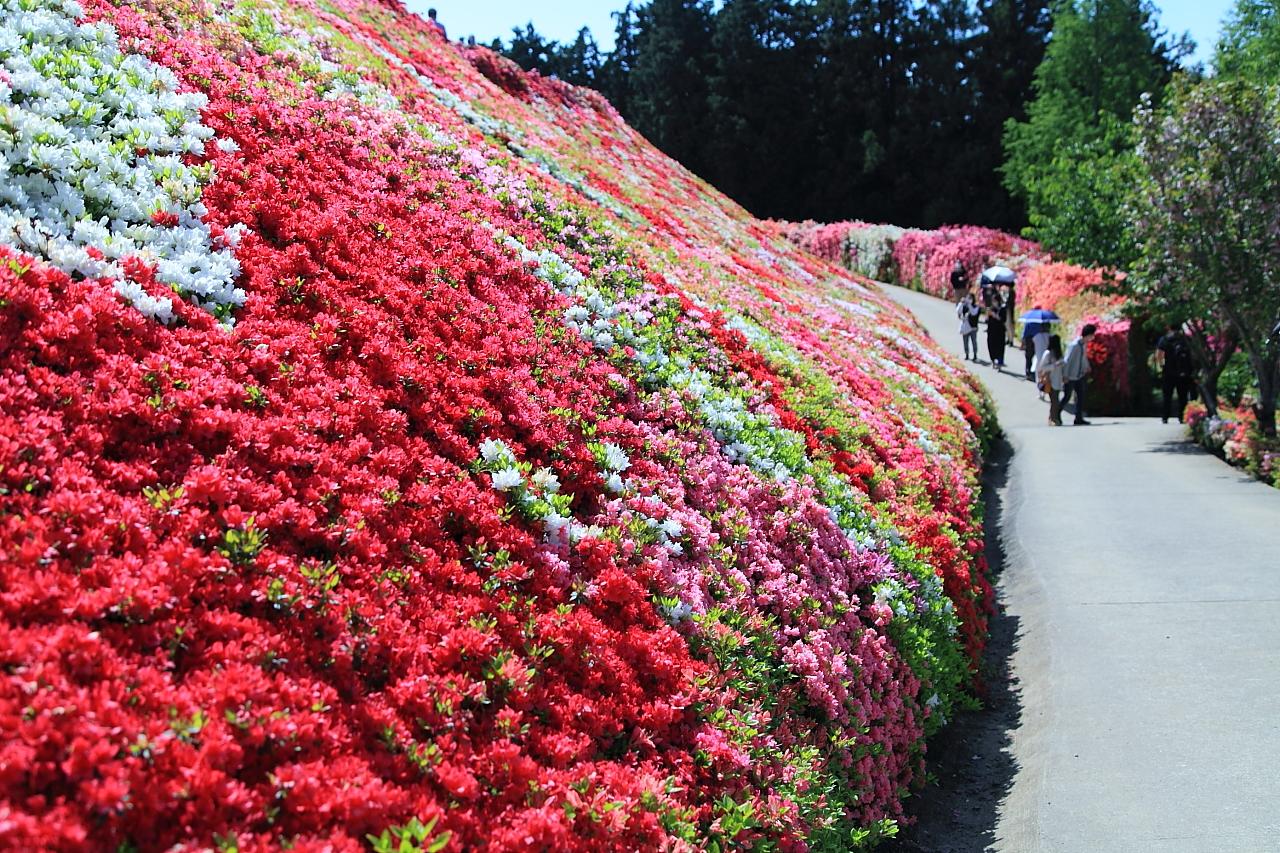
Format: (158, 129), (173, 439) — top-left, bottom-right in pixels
(0, 0), (995, 848)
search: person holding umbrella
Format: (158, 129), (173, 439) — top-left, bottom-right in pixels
(982, 265), (1018, 344)
(979, 273), (995, 308)
(1019, 307), (1059, 379)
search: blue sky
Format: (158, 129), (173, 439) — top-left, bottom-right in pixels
(407, 1), (1236, 66)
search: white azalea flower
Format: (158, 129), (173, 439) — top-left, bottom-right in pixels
(478, 438), (510, 463)
(490, 468), (523, 492)
(600, 442), (630, 472)
(0, 0), (242, 323)
(530, 468), (561, 494)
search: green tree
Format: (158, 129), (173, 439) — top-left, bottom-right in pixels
(891, 0), (982, 226)
(504, 23), (558, 74)
(1216, 0), (1280, 84)
(555, 28), (605, 87)
(502, 25), (602, 87)
(1128, 78), (1280, 433)
(703, 0), (816, 216)
(625, 0), (717, 177)
(1003, 0), (1184, 266)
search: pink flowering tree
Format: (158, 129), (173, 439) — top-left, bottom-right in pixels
(1129, 77), (1280, 434)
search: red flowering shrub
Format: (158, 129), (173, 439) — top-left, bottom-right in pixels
(0, 0), (998, 848)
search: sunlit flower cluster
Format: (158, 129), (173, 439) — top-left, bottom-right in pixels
(0, 0), (243, 322)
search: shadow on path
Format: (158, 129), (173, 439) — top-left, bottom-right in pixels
(1139, 437), (1204, 456)
(884, 437), (1022, 853)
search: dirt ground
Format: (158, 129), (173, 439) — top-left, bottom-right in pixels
(882, 439), (1022, 853)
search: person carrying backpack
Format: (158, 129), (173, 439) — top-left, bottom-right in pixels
(1156, 323), (1195, 423)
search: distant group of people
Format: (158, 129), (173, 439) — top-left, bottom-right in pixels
(952, 262), (1096, 426)
(952, 263), (1013, 368)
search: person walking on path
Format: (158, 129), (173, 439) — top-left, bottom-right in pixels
(1061, 323), (1097, 425)
(979, 273), (996, 308)
(1021, 317), (1043, 380)
(986, 293), (1008, 369)
(1004, 282), (1017, 346)
(1032, 314), (1050, 360)
(957, 293), (981, 361)
(1037, 334), (1066, 425)
(1156, 323), (1195, 423)
(951, 262), (971, 304)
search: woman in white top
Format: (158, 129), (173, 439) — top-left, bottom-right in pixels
(956, 293), (981, 361)
(1036, 334), (1066, 426)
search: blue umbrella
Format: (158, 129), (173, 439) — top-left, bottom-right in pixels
(1018, 309), (1061, 324)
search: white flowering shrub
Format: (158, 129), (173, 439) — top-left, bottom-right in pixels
(846, 224), (907, 281)
(0, 0), (244, 323)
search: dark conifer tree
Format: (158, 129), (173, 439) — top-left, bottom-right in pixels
(625, 0), (717, 179)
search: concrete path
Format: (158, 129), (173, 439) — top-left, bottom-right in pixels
(882, 284), (1280, 853)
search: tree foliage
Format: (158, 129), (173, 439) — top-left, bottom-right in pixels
(1128, 78), (1280, 433)
(1002, 0), (1185, 267)
(1216, 0), (1280, 84)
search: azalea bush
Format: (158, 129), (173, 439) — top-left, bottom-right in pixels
(1185, 403), (1280, 487)
(0, 0), (998, 849)
(889, 226), (1042, 298)
(780, 221), (907, 282)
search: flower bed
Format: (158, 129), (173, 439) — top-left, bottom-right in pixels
(1185, 403), (1280, 487)
(890, 226), (1042, 299)
(1, 0), (996, 848)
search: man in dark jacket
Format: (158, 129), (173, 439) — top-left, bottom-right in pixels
(950, 262), (970, 304)
(1156, 323), (1195, 423)
(427, 8), (447, 38)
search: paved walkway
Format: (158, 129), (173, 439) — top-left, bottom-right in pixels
(883, 285), (1280, 853)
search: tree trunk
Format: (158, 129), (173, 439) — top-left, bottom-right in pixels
(1186, 324), (1235, 419)
(1253, 353), (1279, 438)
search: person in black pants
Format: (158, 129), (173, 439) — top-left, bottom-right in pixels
(986, 294), (1008, 369)
(950, 262), (970, 303)
(1156, 323), (1195, 423)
